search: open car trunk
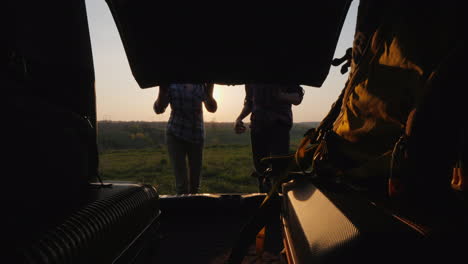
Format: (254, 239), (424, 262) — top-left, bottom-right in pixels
(8, 1), (468, 263)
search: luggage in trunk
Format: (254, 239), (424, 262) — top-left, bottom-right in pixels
(281, 179), (427, 263)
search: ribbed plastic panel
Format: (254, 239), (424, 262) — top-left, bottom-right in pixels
(21, 183), (160, 264)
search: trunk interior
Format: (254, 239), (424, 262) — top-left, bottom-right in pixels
(134, 194), (284, 264)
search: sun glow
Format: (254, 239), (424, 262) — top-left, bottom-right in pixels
(203, 84), (246, 122)
(213, 84), (225, 102)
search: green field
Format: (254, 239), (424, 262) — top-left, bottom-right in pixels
(98, 121), (318, 194)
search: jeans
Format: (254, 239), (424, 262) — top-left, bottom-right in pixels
(250, 125), (290, 254)
(166, 131), (203, 194)
(250, 125), (291, 193)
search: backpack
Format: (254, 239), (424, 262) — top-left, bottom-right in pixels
(293, 1), (467, 225)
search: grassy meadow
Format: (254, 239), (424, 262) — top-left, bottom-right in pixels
(97, 121), (318, 195)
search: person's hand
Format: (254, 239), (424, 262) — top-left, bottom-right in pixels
(153, 99), (165, 114)
(234, 119), (246, 134)
(204, 96), (218, 113)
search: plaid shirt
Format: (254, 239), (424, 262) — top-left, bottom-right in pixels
(167, 84), (207, 143)
(245, 83), (304, 130)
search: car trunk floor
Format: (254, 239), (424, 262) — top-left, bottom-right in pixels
(136, 194), (285, 264)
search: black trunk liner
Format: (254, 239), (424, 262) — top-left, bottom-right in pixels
(137, 194), (284, 264)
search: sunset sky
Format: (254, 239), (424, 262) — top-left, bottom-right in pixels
(85, 1), (359, 123)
